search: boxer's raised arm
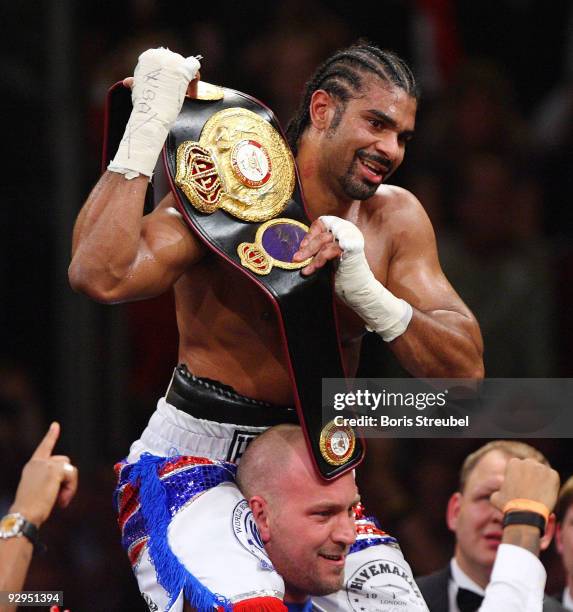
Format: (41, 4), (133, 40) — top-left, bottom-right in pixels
(69, 177), (205, 303)
(293, 189), (483, 378)
(69, 48), (206, 303)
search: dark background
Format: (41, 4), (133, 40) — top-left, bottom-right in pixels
(1, 1), (572, 609)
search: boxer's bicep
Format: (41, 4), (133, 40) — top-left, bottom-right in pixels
(123, 198), (206, 299)
(70, 175), (204, 303)
(386, 205), (479, 335)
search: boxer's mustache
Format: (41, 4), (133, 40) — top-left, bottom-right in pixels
(357, 150), (393, 173)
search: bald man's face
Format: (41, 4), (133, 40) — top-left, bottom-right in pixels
(261, 459), (359, 601)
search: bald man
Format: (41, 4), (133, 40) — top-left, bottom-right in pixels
(236, 425), (428, 611)
(238, 426), (562, 612)
(236, 425), (359, 603)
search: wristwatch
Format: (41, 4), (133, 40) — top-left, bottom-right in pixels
(0, 512), (44, 551)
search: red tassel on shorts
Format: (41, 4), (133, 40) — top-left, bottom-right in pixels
(224, 596), (288, 611)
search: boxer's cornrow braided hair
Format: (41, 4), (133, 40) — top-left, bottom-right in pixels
(286, 42), (419, 155)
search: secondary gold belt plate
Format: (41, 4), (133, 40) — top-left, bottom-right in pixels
(175, 107), (296, 222)
(237, 218), (312, 275)
(319, 421), (357, 466)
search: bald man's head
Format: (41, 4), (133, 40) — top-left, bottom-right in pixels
(236, 424), (310, 507)
(236, 425), (358, 602)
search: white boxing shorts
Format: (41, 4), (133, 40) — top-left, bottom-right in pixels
(115, 398), (286, 612)
(115, 366), (428, 611)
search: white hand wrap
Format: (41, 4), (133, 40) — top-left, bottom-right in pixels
(320, 215), (413, 342)
(108, 48), (201, 179)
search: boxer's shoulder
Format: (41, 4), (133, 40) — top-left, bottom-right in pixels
(371, 184), (423, 213)
(366, 184), (431, 234)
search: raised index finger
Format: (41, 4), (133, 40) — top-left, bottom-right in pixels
(31, 421), (60, 459)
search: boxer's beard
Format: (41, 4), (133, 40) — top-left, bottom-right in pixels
(338, 150), (392, 200)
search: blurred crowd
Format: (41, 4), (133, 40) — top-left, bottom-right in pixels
(1, 0), (573, 609)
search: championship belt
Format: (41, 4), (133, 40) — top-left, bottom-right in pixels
(103, 81), (364, 479)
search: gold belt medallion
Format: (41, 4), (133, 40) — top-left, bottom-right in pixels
(175, 108), (296, 222)
(237, 218), (312, 276)
(319, 421), (357, 466)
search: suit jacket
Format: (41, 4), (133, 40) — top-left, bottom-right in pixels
(552, 591), (563, 604)
(552, 590), (573, 608)
(416, 566), (450, 612)
(416, 564), (566, 612)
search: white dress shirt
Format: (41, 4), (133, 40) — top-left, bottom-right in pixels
(448, 556), (485, 612)
(448, 544), (546, 612)
(563, 586), (573, 611)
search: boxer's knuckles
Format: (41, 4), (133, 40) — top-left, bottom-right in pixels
(122, 75), (201, 98)
(294, 220), (342, 274)
(295, 230), (336, 260)
(300, 243), (343, 275)
(122, 46), (202, 96)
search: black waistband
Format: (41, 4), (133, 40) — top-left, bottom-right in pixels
(165, 364), (298, 427)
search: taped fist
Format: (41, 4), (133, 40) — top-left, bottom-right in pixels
(296, 215), (412, 342)
(109, 47), (201, 179)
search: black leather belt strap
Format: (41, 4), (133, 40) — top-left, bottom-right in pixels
(166, 364), (298, 427)
(103, 83), (364, 479)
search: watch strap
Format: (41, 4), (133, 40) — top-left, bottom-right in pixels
(0, 513), (46, 553)
(502, 510), (546, 535)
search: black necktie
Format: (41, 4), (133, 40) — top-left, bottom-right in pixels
(456, 587), (484, 612)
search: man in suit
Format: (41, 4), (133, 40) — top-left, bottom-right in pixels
(555, 475), (573, 609)
(416, 440), (565, 612)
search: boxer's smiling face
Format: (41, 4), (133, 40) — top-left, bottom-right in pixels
(317, 79), (416, 201)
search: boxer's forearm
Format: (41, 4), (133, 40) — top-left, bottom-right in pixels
(389, 308), (484, 379)
(69, 171), (149, 300)
(316, 216), (483, 378)
(70, 48), (203, 303)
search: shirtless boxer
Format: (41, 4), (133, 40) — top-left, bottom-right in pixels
(69, 44), (483, 611)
